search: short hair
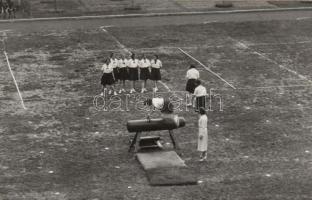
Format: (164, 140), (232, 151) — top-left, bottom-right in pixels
(131, 53), (135, 59)
(195, 79), (201, 86)
(199, 107), (206, 115)
(190, 65), (196, 69)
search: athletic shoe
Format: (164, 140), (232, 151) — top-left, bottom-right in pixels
(141, 88), (146, 93)
(119, 89), (122, 94)
(108, 90), (112, 95)
(100, 92), (104, 96)
(130, 89), (135, 94)
(114, 91), (117, 96)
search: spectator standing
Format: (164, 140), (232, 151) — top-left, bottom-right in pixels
(198, 107), (208, 161)
(185, 65), (199, 106)
(194, 80), (207, 111)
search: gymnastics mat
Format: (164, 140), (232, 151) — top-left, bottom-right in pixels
(137, 151), (198, 186)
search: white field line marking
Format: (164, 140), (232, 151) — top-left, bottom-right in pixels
(0, 29), (12, 33)
(3, 51), (27, 110)
(178, 48), (236, 89)
(203, 20), (218, 24)
(100, 27), (132, 55)
(232, 39), (312, 84)
(95, 40), (312, 53)
(296, 17), (311, 20)
(100, 26), (171, 92)
(2, 7), (312, 23)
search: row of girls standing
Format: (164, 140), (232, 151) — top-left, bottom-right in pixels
(101, 53), (162, 95)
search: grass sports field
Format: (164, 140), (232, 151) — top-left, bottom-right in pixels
(1, 18), (312, 199)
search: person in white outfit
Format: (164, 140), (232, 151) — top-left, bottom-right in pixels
(198, 107), (208, 161)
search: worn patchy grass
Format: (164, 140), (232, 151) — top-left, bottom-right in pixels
(1, 20), (312, 200)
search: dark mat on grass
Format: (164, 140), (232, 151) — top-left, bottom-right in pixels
(146, 167), (198, 186)
(137, 151), (198, 186)
(137, 151), (186, 170)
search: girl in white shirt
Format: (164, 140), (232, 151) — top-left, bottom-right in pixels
(185, 65), (200, 106)
(128, 53), (139, 93)
(194, 80), (207, 112)
(198, 107), (208, 161)
(117, 55), (128, 93)
(101, 58), (117, 96)
(150, 54), (162, 92)
(139, 54), (151, 93)
(110, 53), (119, 94)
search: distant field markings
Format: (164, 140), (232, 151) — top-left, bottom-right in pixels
(229, 37), (312, 84)
(99, 40), (312, 53)
(1, 31), (27, 110)
(178, 47), (236, 89)
(100, 26), (171, 92)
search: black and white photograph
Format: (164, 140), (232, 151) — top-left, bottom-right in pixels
(1, 0), (312, 199)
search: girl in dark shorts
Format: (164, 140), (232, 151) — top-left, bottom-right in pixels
(150, 55), (162, 92)
(110, 53), (119, 94)
(128, 53), (139, 93)
(117, 55), (128, 93)
(139, 54), (151, 93)
(101, 58), (117, 96)
(185, 65), (200, 106)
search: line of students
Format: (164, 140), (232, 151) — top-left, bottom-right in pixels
(101, 53), (162, 95)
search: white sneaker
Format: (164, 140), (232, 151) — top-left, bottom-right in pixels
(108, 90), (112, 95)
(119, 89), (122, 94)
(100, 92), (104, 96)
(141, 88), (145, 93)
(114, 91), (117, 96)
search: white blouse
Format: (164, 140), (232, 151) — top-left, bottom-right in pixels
(128, 58), (139, 68)
(186, 68), (200, 79)
(198, 115), (208, 129)
(151, 59), (162, 69)
(110, 58), (118, 68)
(118, 59), (127, 68)
(101, 63), (113, 73)
(139, 59), (151, 68)
(194, 85), (207, 97)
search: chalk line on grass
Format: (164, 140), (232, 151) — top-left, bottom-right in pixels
(231, 38), (312, 84)
(100, 27), (132, 55)
(178, 47), (236, 89)
(3, 50), (27, 110)
(100, 26), (171, 92)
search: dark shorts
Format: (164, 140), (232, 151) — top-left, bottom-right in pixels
(113, 68), (120, 81)
(140, 68), (150, 80)
(101, 73), (115, 86)
(129, 68), (139, 81)
(195, 96), (206, 111)
(119, 67), (129, 81)
(150, 68), (161, 81)
(186, 79), (197, 94)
